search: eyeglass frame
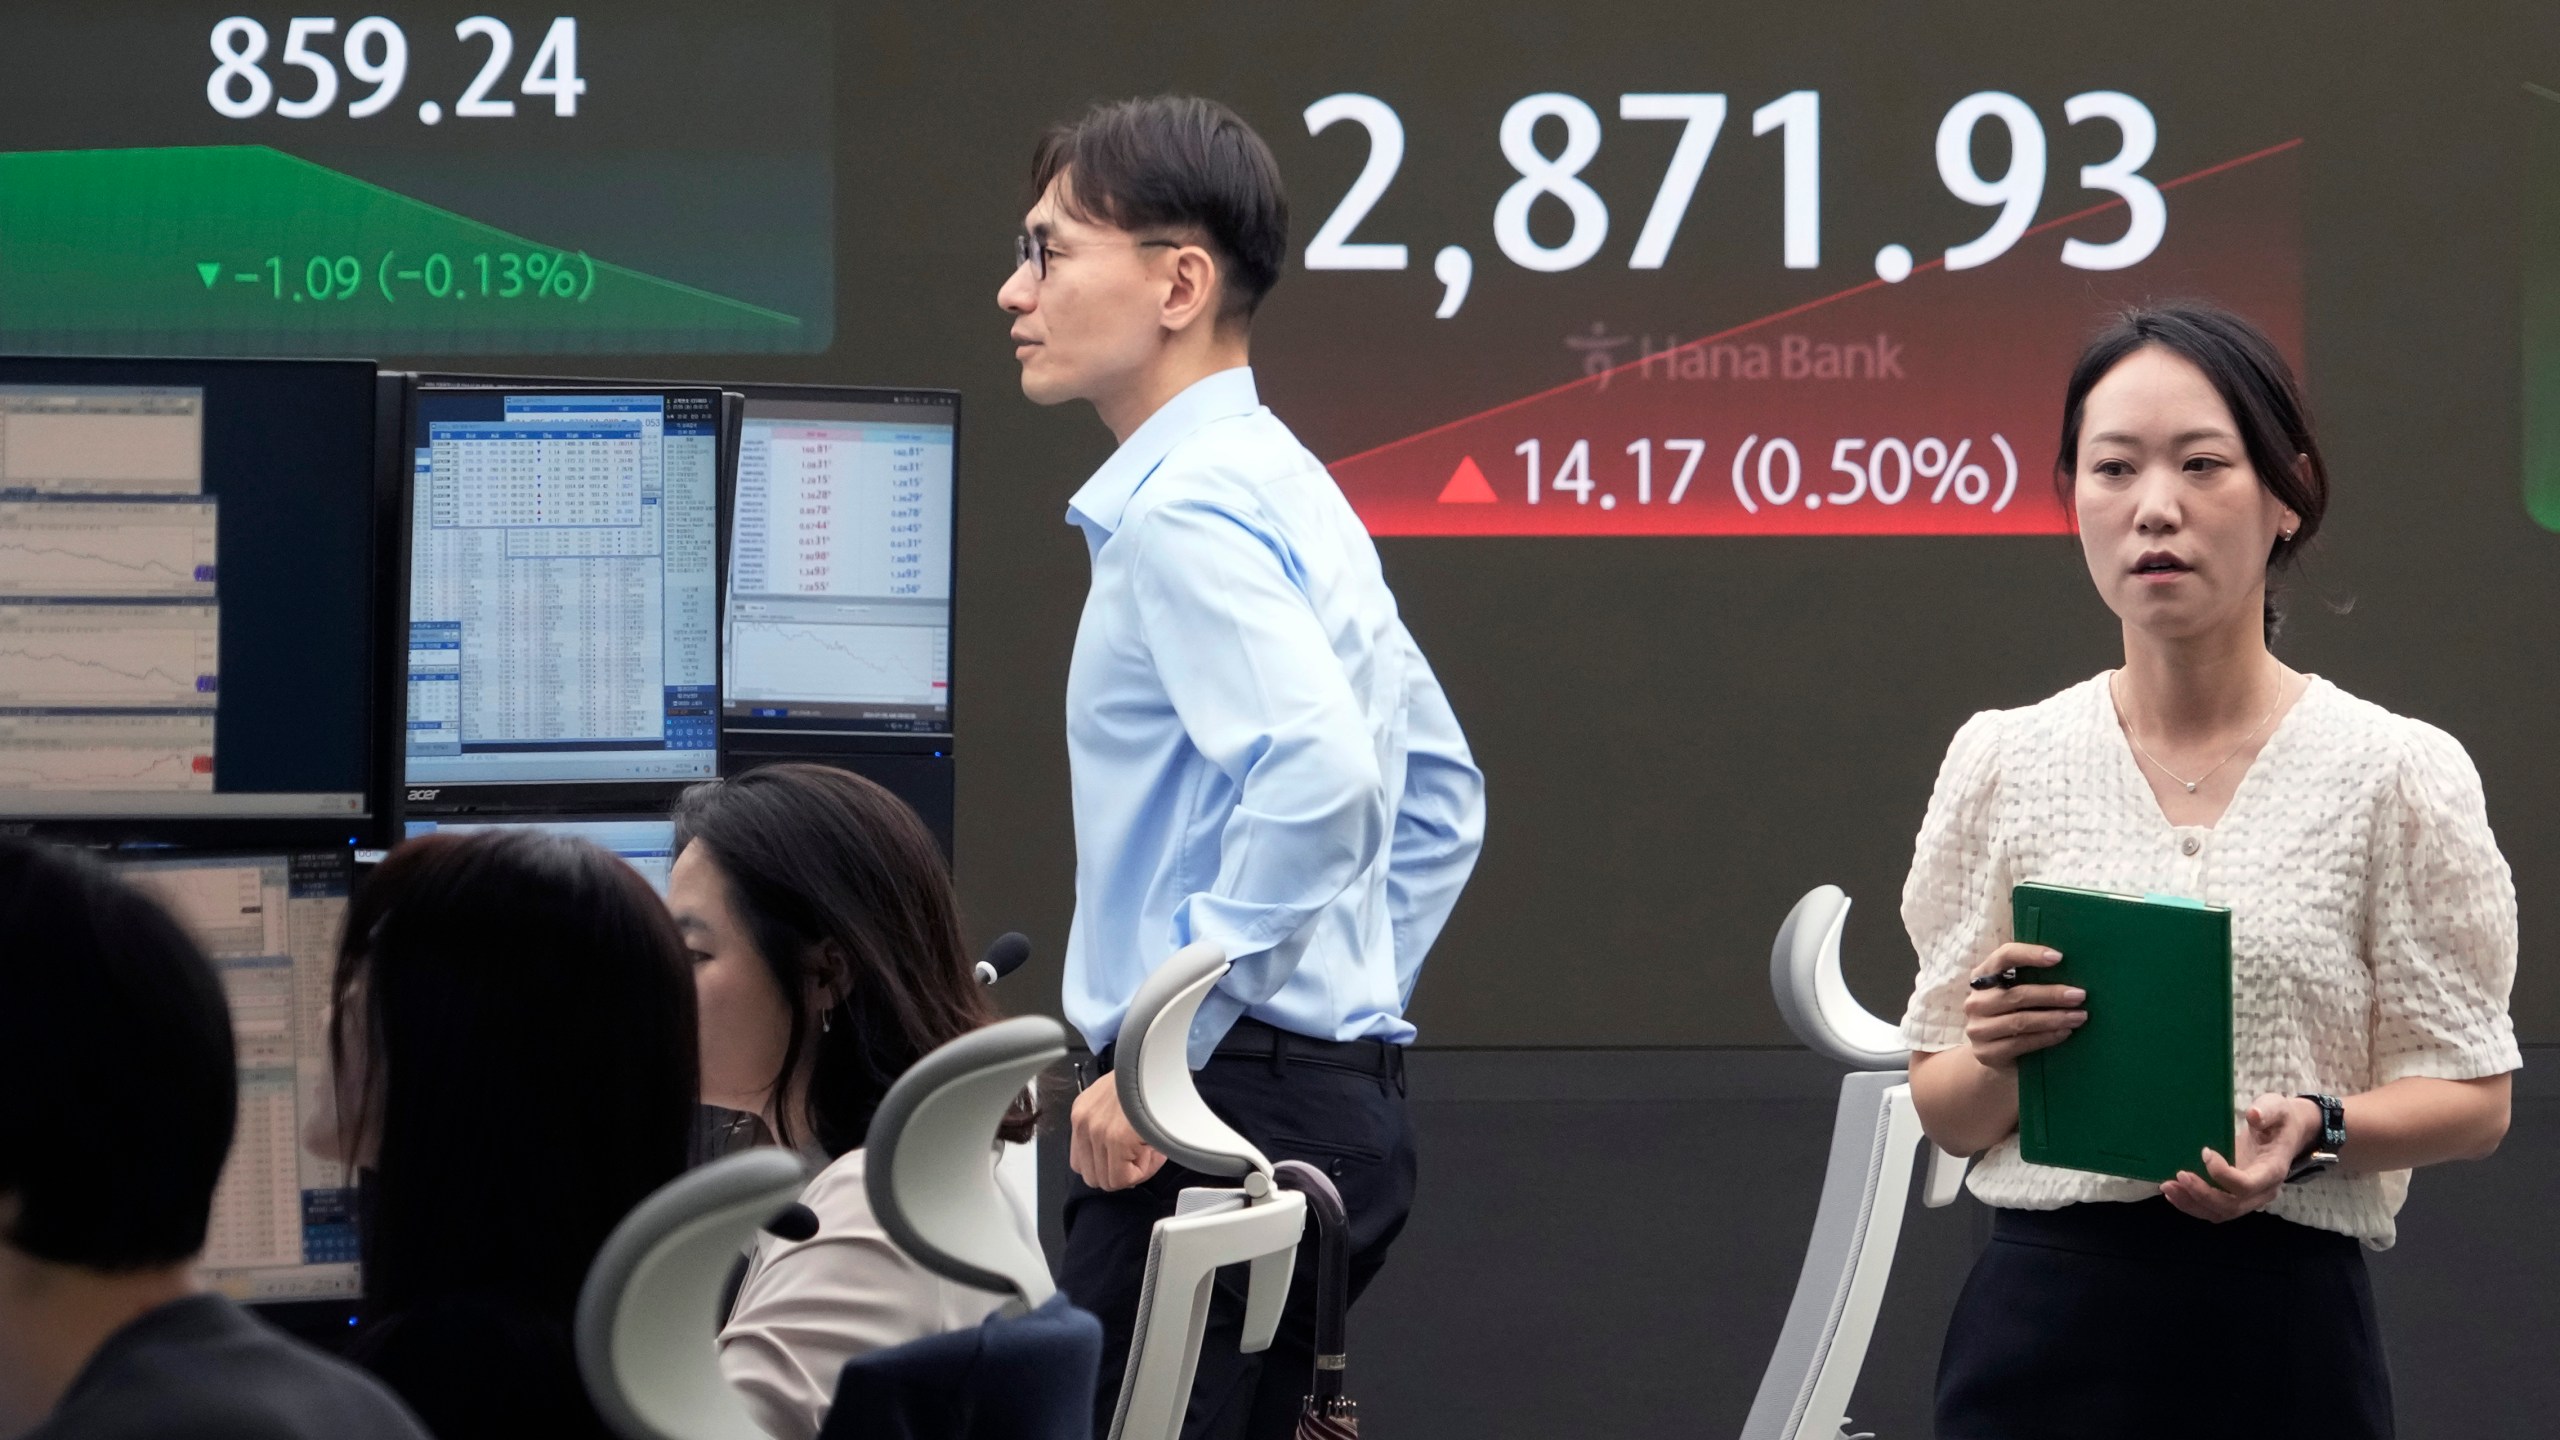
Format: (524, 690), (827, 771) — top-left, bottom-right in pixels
(1013, 229), (1184, 282)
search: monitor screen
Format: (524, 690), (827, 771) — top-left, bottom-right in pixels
(400, 816), (677, 895)
(404, 388), (721, 789)
(723, 390), (954, 736)
(118, 850), (361, 1305)
(0, 361), (379, 823)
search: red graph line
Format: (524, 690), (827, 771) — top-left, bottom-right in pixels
(1325, 136), (2307, 471)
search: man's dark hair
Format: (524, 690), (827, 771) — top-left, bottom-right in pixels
(2055, 300), (2329, 639)
(671, 762), (1032, 1156)
(333, 830), (696, 1320)
(1032, 95), (1290, 321)
(0, 837), (237, 1269)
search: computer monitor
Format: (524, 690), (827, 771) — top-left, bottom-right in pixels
(721, 386), (956, 738)
(399, 815), (678, 894)
(115, 849), (362, 1306)
(402, 386), (726, 811)
(0, 360), (385, 842)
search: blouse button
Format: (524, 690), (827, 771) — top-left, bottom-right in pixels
(2180, 836), (2201, 856)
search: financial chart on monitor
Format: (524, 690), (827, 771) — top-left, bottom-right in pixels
(0, 362), (378, 825)
(120, 851), (361, 1303)
(401, 815), (677, 894)
(406, 390), (720, 787)
(724, 394), (954, 735)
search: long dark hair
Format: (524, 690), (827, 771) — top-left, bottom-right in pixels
(332, 830), (696, 1319)
(671, 763), (1030, 1156)
(2055, 301), (2329, 638)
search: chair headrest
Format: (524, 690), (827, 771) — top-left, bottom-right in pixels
(865, 1015), (1063, 1306)
(1769, 885), (1908, 1071)
(575, 1147), (812, 1440)
(1114, 941), (1270, 1180)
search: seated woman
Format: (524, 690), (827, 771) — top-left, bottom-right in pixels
(312, 830), (698, 1440)
(668, 763), (1038, 1440)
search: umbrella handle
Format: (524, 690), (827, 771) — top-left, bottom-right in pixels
(1273, 1160), (1351, 1398)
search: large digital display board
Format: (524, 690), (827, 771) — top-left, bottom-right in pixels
(0, 4), (831, 355)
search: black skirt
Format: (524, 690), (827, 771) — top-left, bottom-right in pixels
(1935, 1198), (2393, 1440)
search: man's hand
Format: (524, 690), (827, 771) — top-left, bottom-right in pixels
(2162, 1093), (2322, 1222)
(1070, 1077), (1167, 1191)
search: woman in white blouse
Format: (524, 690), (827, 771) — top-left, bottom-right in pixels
(666, 764), (1043, 1440)
(1901, 302), (2517, 1439)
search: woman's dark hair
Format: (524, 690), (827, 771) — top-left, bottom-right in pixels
(671, 763), (1031, 1156)
(0, 838), (235, 1269)
(332, 830), (696, 1319)
(2055, 300), (2328, 638)
(1033, 95), (1289, 320)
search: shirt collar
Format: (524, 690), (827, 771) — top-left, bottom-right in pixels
(1065, 367), (1261, 541)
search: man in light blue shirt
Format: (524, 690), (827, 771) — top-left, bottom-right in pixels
(999, 97), (1483, 1440)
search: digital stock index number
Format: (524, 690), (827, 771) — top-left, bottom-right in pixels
(1304, 88), (2164, 317)
(208, 15), (586, 124)
(1305, 84), (2306, 538)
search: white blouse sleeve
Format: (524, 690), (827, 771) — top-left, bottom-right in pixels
(2365, 723), (2522, 1085)
(1900, 710), (2011, 1052)
(716, 1156), (994, 1440)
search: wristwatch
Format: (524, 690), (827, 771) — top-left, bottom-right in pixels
(2284, 1092), (2346, 1184)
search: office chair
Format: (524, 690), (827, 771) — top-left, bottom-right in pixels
(820, 1014), (1104, 1440)
(576, 1146), (815, 1440)
(1103, 942), (1311, 1440)
(1741, 885), (1969, 1440)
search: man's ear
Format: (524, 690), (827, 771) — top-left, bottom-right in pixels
(1159, 245), (1223, 335)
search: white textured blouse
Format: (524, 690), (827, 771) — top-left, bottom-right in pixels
(1899, 673), (2520, 1248)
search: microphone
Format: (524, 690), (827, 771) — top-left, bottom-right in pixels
(975, 931), (1031, 987)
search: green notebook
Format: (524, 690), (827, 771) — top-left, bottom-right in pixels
(2013, 882), (2235, 1184)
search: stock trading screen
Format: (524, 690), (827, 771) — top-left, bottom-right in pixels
(0, 3), (832, 356)
(724, 393), (955, 736)
(405, 388), (719, 788)
(0, 360), (376, 823)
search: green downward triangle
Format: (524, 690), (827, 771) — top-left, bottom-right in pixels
(195, 261), (220, 289)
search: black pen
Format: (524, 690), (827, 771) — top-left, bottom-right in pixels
(1969, 968), (2024, 990)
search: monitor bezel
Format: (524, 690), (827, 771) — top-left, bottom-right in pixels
(0, 356), (393, 850)
(395, 381), (736, 819)
(713, 382), (961, 746)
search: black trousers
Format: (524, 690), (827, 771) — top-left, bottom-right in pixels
(1936, 1198), (2393, 1439)
(1059, 1021), (1417, 1440)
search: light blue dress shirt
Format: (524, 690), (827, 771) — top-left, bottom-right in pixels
(1061, 367), (1486, 1067)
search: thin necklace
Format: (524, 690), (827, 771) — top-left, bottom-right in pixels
(2109, 666), (2289, 795)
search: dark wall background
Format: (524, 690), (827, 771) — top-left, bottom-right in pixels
(795, 1), (2555, 1046)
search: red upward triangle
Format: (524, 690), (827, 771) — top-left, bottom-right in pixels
(1436, 455), (1498, 504)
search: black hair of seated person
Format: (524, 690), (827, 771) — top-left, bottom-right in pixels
(672, 762), (1036, 1156)
(329, 830), (696, 1323)
(0, 837), (236, 1269)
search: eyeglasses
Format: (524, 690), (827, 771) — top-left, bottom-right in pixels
(1013, 232), (1181, 282)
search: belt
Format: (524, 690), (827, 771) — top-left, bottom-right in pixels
(1095, 1017), (1407, 1083)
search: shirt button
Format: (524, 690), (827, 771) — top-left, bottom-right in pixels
(2180, 836), (2201, 856)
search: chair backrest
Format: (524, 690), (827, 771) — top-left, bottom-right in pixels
(1114, 941), (1269, 1181)
(575, 1147), (813, 1440)
(865, 1014), (1067, 1309)
(1102, 944), (1307, 1440)
(1769, 884), (1909, 1071)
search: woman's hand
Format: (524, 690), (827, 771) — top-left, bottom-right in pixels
(2162, 1093), (2321, 1221)
(1961, 942), (2086, 1071)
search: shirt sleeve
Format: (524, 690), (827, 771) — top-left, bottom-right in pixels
(1899, 710), (2010, 1052)
(717, 1170), (986, 1440)
(1384, 624), (1484, 1006)
(2365, 723), (2522, 1085)
(1125, 498), (1391, 1054)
